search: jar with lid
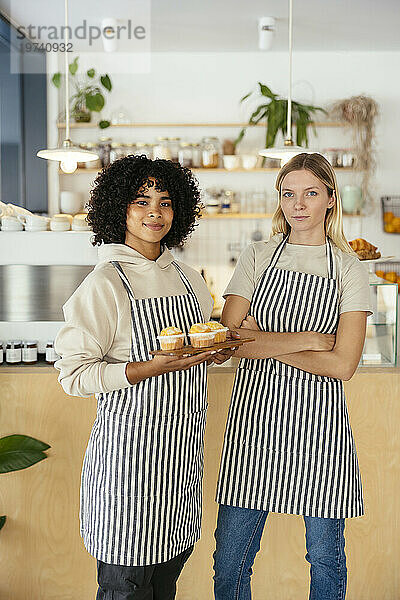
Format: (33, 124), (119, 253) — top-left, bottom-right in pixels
(22, 341), (38, 364)
(221, 190), (235, 214)
(201, 137), (221, 168)
(191, 143), (202, 168)
(6, 340), (22, 364)
(178, 142), (194, 168)
(124, 143), (137, 157)
(168, 137), (181, 162)
(341, 150), (355, 168)
(110, 142), (126, 163)
(85, 143), (102, 169)
(134, 142), (153, 159)
(204, 188), (221, 214)
(45, 341), (60, 365)
(153, 137), (171, 160)
(98, 137), (112, 167)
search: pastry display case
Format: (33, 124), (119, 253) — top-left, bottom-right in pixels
(362, 277), (398, 367)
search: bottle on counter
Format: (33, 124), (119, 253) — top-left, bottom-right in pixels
(22, 341), (38, 364)
(45, 341), (60, 364)
(6, 340), (22, 364)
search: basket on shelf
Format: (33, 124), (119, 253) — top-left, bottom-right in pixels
(381, 196), (400, 233)
(374, 261), (400, 292)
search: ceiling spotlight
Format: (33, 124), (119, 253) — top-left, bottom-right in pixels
(258, 17), (276, 50)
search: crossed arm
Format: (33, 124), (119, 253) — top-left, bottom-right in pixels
(221, 294), (367, 381)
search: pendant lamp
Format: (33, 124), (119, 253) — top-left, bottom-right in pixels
(37, 0), (99, 173)
(259, 0), (314, 166)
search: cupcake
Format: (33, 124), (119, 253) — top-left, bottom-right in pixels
(158, 326), (185, 351)
(189, 323), (215, 348)
(205, 321), (229, 343)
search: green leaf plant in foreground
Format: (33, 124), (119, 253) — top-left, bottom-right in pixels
(0, 434), (50, 531)
(235, 82), (326, 151)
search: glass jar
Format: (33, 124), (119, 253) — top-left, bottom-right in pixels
(342, 150), (355, 168)
(168, 137), (181, 162)
(153, 137), (171, 160)
(22, 341), (38, 364)
(110, 142), (126, 163)
(6, 340), (22, 364)
(98, 137), (112, 168)
(201, 137), (221, 168)
(134, 142), (153, 159)
(45, 341), (60, 364)
(85, 143), (102, 169)
(178, 142), (194, 168)
(124, 143), (136, 157)
(221, 190), (235, 214)
(191, 143), (202, 168)
(204, 188), (221, 214)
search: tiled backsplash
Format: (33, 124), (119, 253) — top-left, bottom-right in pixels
(174, 216), (365, 312)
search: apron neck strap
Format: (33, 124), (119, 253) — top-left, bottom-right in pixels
(269, 233), (290, 270)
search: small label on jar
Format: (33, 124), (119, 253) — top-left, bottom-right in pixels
(46, 347), (60, 363)
(6, 348), (22, 363)
(22, 347), (38, 363)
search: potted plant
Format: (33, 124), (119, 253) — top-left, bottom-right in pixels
(52, 56), (112, 129)
(235, 82), (326, 150)
(0, 434), (50, 531)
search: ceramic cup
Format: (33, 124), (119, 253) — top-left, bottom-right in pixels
(17, 214), (49, 230)
(223, 155), (241, 171)
(50, 215), (71, 231)
(1, 216), (23, 231)
(241, 155), (258, 170)
(60, 191), (83, 215)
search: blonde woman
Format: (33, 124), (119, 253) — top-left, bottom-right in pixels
(213, 153), (371, 600)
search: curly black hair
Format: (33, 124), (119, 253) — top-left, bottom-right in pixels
(86, 155), (202, 248)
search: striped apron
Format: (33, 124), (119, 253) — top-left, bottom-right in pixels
(216, 235), (364, 519)
(80, 261), (208, 566)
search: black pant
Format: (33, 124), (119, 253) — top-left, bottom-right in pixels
(96, 546), (194, 600)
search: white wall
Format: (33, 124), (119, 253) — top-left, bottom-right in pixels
(52, 50), (400, 302)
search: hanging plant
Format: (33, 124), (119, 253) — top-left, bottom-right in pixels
(235, 82), (326, 149)
(52, 56), (113, 129)
(330, 95), (379, 205)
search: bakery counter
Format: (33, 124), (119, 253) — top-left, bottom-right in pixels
(1, 368), (399, 599)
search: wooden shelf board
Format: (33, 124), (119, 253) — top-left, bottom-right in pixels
(201, 212), (362, 219)
(56, 121), (347, 129)
(59, 166), (355, 174)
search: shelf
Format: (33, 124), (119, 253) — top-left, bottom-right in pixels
(56, 121), (347, 129)
(201, 213), (273, 219)
(59, 167), (356, 174)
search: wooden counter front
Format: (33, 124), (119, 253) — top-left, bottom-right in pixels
(0, 368), (399, 599)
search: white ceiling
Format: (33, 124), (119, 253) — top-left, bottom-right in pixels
(1, 0), (400, 52)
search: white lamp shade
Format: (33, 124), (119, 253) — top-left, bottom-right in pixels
(259, 145), (316, 165)
(37, 146), (99, 162)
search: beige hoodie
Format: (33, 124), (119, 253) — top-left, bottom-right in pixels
(54, 244), (213, 398)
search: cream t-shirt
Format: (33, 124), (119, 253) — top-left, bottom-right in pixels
(55, 244), (213, 398)
(224, 233), (373, 315)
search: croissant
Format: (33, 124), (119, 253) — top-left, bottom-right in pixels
(349, 238), (378, 252)
(349, 238), (381, 260)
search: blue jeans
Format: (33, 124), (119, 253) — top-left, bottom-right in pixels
(213, 504), (347, 600)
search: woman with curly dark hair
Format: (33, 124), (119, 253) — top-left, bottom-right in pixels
(55, 156), (235, 599)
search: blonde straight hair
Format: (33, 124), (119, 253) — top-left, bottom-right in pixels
(271, 153), (356, 255)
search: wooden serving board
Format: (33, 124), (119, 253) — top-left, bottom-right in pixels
(149, 336), (255, 357)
